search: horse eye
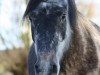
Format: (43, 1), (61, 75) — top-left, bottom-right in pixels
(55, 11), (63, 16)
(62, 14), (66, 19)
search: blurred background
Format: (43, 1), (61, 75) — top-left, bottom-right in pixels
(0, 0), (100, 75)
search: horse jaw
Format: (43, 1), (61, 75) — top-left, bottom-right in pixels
(56, 14), (72, 74)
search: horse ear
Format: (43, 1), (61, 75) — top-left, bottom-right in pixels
(23, 0), (42, 18)
(68, 0), (77, 27)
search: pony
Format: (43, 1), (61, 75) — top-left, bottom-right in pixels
(24, 0), (100, 75)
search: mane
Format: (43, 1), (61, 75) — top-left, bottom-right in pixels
(24, 0), (77, 18)
(23, 0), (42, 18)
(68, 0), (100, 44)
(68, 0), (77, 29)
(77, 12), (100, 44)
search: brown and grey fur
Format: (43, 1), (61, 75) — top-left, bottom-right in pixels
(60, 13), (100, 75)
(60, 0), (100, 75)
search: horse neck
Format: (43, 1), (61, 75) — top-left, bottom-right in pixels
(60, 12), (100, 74)
(70, 12), (100, 54)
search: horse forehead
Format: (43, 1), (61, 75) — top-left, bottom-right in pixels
(46, 0), (67, 3)
(41, 0), (68, 7)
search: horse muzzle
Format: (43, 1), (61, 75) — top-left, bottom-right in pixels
(34, 52), (60, 75)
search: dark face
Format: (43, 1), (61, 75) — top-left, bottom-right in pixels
(29, 0), (68, 75)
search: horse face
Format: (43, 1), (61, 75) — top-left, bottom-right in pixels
(29, 0), (68, 75)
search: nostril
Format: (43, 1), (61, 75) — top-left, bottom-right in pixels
(50, 64), (57, 73)
(35, 64), (41, 73)
(35, 65), (38, 70)
(53, 64), (57, 73)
